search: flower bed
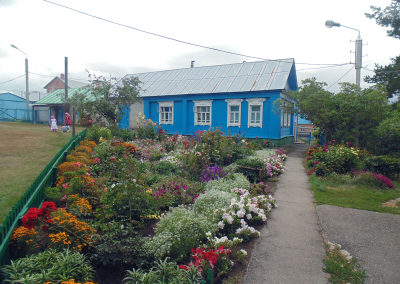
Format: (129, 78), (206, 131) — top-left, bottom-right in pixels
(2, 127), (287, 283)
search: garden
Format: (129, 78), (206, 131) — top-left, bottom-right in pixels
(305, 141), (400, 214)
(1, 121), (288, 284)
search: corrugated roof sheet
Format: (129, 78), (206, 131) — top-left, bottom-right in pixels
(35, 88), (94, 105)
(125, 59), (294, 97)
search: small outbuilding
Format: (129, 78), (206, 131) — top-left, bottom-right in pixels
(0, 92), (33, 121)
(124, 59), (298, 146)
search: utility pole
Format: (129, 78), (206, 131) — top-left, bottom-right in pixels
(354, 37), (362, 87)
(64, 57), (69, 114)
(25, 58), (29, 115)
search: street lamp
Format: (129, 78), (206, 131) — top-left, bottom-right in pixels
(325, 20), (362, 87)
(11, 44), (29, 114)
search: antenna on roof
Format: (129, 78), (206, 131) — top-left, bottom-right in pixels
(191, 61), (195, 68)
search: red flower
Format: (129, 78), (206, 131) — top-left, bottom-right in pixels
(179, 265), (188, 270)
(22, 208), (38, 230)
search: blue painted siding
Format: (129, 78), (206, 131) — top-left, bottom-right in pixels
(142, 90), (294, 139)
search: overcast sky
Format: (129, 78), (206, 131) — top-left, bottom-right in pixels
(1, 0), (399, 99)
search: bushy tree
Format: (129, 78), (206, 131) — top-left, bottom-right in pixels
(365, 0), (400, 40)
(364, 55), (400, 98)
(275, 78), (390, 150)
(60, 73), (142, 130)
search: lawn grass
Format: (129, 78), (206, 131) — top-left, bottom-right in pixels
(310, 174), (400, 214)
(0, 121), (85, 223)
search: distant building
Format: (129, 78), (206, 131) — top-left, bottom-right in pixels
(297, 117), (314, 139)
(43, 73), (88, 93)
(0, 92), (33, 121)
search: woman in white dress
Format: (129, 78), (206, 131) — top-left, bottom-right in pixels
(50, 116), (58, 132)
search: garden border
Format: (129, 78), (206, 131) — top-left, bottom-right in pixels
(0, 129), (87, 267)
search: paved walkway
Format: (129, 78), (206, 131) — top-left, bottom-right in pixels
(317, 205), (400, 284)
(243, 145), (328, 283)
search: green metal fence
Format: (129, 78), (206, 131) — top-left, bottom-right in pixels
(0, 129), (87, 267)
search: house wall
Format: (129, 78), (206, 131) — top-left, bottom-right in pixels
(142, 91), (294, 139)
(46, 78), (65, 93)
(128, 99), (144, 128)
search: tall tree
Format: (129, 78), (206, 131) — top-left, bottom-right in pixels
(365, 0), (400, 39)
(364, 55), (400, 98)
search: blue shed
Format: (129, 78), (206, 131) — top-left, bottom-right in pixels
(125, 59), (298, 145)
(0, 92), (33, 121)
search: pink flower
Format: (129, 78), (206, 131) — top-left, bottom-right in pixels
(75, 162), (82, 167)
(94, 158), (100, 164)
(86, 172), (91, 177)
(256, 136), (258, 138)
(317, 144), (321, 147)
(62, 183), (69, 189)
(348, 142), (353, 146)
(91, 180), (95, 183)
(196, 152), (202, 156)
(332, 140), (336, 143)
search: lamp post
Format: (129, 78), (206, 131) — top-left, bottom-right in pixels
(11, 44), (29, 114)
(325, 20), (362, 87)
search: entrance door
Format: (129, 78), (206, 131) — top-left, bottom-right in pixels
(57, 106), (64, 125)
(119, 105), (130, 129)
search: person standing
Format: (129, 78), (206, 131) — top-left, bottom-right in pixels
(50, 116), (58, 132)
(64, 112), (72, 132)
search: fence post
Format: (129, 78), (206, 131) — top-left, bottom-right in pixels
(207, 269), (214, 284)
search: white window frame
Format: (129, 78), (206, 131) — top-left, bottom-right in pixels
(246, 98), (265, 128)
(193, 100), (213, 126)
(225, 99), (243, 128)
(157, 101), (174, 125)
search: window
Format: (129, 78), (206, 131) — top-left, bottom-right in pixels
(301, 128), (305, 132)
(158, 101), (174, 125)
(225, 99), (243, 127)
(246, 98), (266, 128)
(193, 100), (213, 126)
(286, 112), (290, 127)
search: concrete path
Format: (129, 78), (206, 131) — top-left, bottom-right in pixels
(317, 205), (400, 284)
(244, 145), (328, 283)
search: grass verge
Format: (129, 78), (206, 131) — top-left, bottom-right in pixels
(0, 121), (85, 223)
(323, 246), (368, 284)
(310, 174), (400, 214)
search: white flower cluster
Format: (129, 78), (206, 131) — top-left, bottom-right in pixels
(277, 153), (288, 161)
(235, 219), (260, 236)
(160, 155), (179, 164)
(145, 205), (218, 259)
(194, 189), (236, 222)
(263, 155), (285, 177)
(254, 149), (276, 159)
(205, 173), (250, 192)
(204, 232), (243, 249)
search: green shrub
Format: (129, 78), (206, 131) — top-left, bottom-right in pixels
(145, 206), (217, 262)
(1, 249), (95, 283)
(86, 126), (112, 143)
(118, 129), (137, 142)
(365, 155), (400, 179)
(44, 186), (65, 207)
(205, 173), (250, 192)
(151, 161), (177, 175)
(90, 222), (149, 270)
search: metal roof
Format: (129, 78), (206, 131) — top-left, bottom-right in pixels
(125, 59), (295, 97)
(35, 88), (94, 105)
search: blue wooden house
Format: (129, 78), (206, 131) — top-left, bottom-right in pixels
(125, 59), (298, 145)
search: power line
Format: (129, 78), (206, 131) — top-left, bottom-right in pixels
(362, 67), (400, 73)
(43, 0), (352, 67)
(0, 74), (25, 84)
(297, 63), (352, 71)
(327, 66), (355, 90)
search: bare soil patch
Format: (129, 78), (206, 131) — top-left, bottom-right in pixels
(382, 197), (400, 208)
